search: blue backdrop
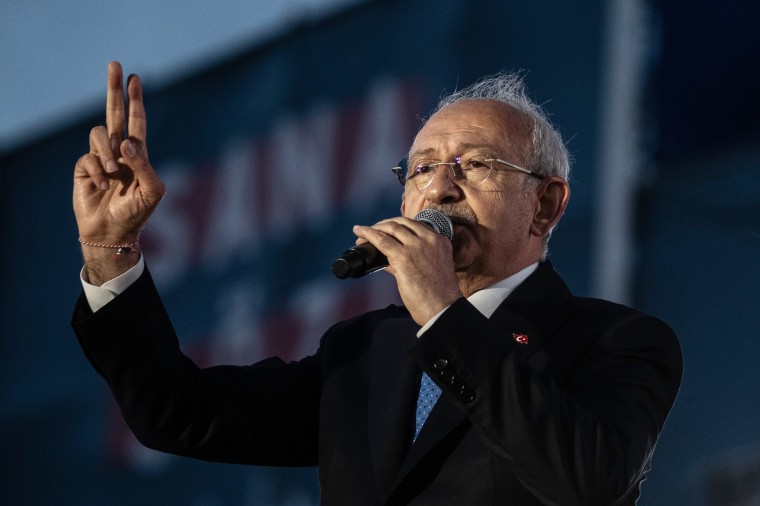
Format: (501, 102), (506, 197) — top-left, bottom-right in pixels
(2, 0), (758, 504)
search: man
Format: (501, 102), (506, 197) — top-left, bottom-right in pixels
(72, 62), (682, 505)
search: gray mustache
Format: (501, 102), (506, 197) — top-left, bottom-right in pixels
(426, 203), (477, 226)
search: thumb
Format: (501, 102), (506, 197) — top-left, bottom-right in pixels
(119, 138), (165, 201)
(120, 138), (145, 164)
(119, 138), (154, 180)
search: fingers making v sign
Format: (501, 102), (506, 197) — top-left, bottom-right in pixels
(73, 61), (165, 283)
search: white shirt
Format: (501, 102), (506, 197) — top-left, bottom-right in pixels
(81, 255), (146, 312)
(416, 262), (538, 336)
(81, 256), (538, 330)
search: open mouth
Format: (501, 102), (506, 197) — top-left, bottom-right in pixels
(450, 219), (475, 247)
(449, 216), (476, 229)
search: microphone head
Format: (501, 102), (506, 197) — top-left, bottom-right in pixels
(414, 209), (454, 241)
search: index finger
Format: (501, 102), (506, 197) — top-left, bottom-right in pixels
(126, 73), (147, 142)
(106, 61), (126, 149)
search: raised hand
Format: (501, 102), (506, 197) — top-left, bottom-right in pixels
(73, 61), (165, 284)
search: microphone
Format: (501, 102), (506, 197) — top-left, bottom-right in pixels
(331, 209), (454, 279)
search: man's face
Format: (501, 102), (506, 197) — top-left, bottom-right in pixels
(401, 99), (541, 291)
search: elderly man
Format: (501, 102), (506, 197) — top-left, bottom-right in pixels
(72, 62), (682, 505)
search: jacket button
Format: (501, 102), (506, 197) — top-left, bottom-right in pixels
(460, 390), (476, 403)
(433, 359), (449, 370)
(440, 369), (455, 382)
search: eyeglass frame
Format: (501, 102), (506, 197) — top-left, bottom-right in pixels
(391, 154), (545, 190)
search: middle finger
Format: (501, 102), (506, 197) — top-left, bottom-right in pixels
(126, 73), (147, 143)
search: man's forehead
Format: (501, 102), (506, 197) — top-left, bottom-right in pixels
(410, 142), (502, 159)
(410, 99), (530, 157)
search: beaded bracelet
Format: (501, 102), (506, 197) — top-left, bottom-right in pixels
(78, 238), (140, 258)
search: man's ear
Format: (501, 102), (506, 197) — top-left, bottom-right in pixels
(530, 177), (570, 238)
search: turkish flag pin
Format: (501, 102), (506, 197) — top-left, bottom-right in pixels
(512, 333), (529, 344)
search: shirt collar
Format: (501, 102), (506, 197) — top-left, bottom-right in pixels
(467, 262), (539, 318)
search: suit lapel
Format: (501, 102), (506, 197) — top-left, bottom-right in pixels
(489, 261), (572, 369)
(383, 262), (573, 500)
(367, 313), (421, 499)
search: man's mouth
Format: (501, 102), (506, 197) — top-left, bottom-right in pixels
(450, 216), (475, 228)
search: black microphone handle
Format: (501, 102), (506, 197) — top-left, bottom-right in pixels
(331, 209), (453, 279)
(331, 243), (389, 279)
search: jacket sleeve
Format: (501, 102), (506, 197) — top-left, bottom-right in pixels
(71, 267), (321, 467)
(407, 297), (683, 505)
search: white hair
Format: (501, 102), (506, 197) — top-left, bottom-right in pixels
(434, 72), (571, 181)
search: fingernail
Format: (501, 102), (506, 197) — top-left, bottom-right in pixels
(100, 180), (110, 191)
(124, 140), (136, 157)
(106, 160), (118, 173)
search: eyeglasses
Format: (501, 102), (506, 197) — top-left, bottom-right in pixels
(391, 154), (544, 191)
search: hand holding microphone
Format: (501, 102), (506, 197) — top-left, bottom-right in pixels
(332, 209), (454, 279)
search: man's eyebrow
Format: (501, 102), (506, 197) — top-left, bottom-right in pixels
(409, 147), (437, 159)
(458, 143), (495, 153)
(410, 143), (497, 159)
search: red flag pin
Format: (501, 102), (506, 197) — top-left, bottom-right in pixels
(512, 333), (529, 344)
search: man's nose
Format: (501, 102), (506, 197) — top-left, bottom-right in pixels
(423, 164), (464, 205)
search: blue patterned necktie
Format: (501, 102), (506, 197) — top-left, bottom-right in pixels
(413, 372), (442, 441)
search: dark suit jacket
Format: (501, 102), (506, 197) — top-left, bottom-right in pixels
(72, 261), (682, 505)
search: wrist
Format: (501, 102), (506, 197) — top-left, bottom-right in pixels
(79, 237), (141, 286)
(79, 237), (140, 256)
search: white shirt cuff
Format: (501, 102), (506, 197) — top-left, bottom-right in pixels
(416, 305), (450, 337)
(80, 255), (145, 313)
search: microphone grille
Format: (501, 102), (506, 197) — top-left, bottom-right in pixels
(414, 209), (454, 241)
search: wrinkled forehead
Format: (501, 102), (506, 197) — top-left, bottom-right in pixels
(410, 99), (532, 162)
